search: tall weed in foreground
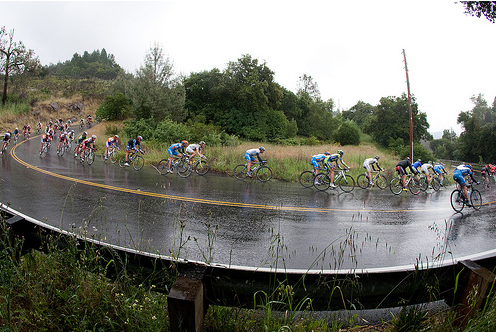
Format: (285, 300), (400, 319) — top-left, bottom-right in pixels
(0, 220), (171, 331)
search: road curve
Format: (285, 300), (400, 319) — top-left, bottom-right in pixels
(2, 135), (496, 271)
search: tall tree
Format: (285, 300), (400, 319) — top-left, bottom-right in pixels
(130, 43), (185, 122)
(0, 26), (40, 105)
(460, 1), (496, 23)
(296, 74), (320, 102)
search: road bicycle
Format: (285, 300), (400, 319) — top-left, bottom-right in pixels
(176, 155), (210, 177)
(314, 168), (355, 192)
(418, 174), (441, 192)
(356, 169), (388, 189)
(299, 169), (317, 188)
(233, 160), (272, 182)
(39, 141), (49, 158)
(450, 184), (482, 212)
(433, 171), (449, 188)
(155, 155), (190, 177)
(390, 173), (421, 195)
(119, 150), (145, 171)
(56, 141), (70, 157)
(79, 146), (96, 165)
(101, 146), (119, 164)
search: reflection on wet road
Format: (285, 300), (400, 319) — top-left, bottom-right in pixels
(2, 136), (496, 271)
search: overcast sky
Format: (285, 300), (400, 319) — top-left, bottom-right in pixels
(1, 1), (495, 136)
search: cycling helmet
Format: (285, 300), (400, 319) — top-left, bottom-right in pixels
(7, 129), (11, 133)
(114, 134), (119, 138)
(137, 135), (143, 141)
(91, 135), (97, 139)
(467, 163), (473, 169)
(406, 156), (411, 161)
(83, 131), (87, 136)
(374, 156), (380, 160)
(417, 159), (421, 163)
(15, 127), (18, 130)
(337, 150), (343, 155)
(181, 140), (188, 145)
(259, 146), (265, 152)
(324, 151), (331, 155)
(199, 141), (205, 145)
(71, 130), (74, 133)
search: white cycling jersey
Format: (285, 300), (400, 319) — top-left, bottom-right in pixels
(186, 144), (201, 153)
(420, 163), (433, 173)
(363, 157), (378, 171)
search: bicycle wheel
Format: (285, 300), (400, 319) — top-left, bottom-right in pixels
(256, 166), (272, 182)
(314, 173), (331, 191)
(133, 155), (144, 171)
(59, 145), (65, 156)
(390, 178), (403, 195)
(419, 177), (428, 192)
(356, 173), (370, 189)
(118, 155), (127, 168)
(110, 151), (119, 164)
(194, 159), (209, 175)
(408, 178), (421, 195)
(299, 171), (315, 188)
(375, 174), (388, 189)
(234, 164), (248, 180)
(87, 150), (95, 165)
(40, 145), (48, 158)
(431, 177), (441, 191)
(177, 160), (192, 177)
(156, 159), (169, 175)
(338, 174), (355, 192)
(470, 189), (482, 210)
(101, 151), (108, 163)
(450, 189), (465, 212)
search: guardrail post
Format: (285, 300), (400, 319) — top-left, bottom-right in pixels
(168, 276), (205, 332)
(454, 260), (496, 328)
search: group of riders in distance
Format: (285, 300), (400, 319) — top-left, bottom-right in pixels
(1, 117), (489, 211)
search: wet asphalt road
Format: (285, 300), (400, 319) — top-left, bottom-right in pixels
(2, 135), (496, 271)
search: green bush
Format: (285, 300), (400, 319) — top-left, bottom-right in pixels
(96, 93), (131, 121)
(300, 136), (320, 146)
(335, 121), (361, 146)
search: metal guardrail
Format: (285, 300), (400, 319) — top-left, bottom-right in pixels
(2, 203), (496, 314)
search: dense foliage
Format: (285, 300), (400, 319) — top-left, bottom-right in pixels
(46, 49), (123, 80)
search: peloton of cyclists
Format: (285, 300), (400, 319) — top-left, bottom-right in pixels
(453, 163), (479, 206)
(124, 135), (144, 166)
(186, 141), (205, 162)
(166, 140), (188, 172)
(244, 146), (265, 177)
(104, 135), (120, 159)
(324, 150), (349, 188)
(395, 157), (417, 191)
(363, 156), (383, 186)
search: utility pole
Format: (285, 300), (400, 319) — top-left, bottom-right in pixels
(402, 49), (414, 160)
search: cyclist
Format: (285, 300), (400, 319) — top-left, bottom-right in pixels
(310, 151), (330, 179)
(324, 150), (349, 188)
(67, 130), (75, 144)
(433, 162), (448, 185)
(166, 140), (188, 172)
(453, 163), (479, 206)
(186, 141), (205, 162)
(245, 146), (265, 177)
(124, 135), (144, 167)
(23, 124), (31, 138)
(39, 132), (51, 154)
(87, 114), (92, 126)
(363, 156), (383, 186)
(80, 135), (97, 159)
(74, 131), (88, 157)
(411, 159), (422, 181)
(395, 157), (417, 191)
(481, 164), (491, 188)
(420, 161), (434, 188)
(2, 131), (11, 153)
(36, 122), (42, 133)
(13, 127), (19, 141)
(104, 134), (120, 159)
(57, 131), (68, 152)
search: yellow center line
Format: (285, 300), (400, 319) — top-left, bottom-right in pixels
(10, 139), (493, 213)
